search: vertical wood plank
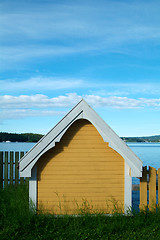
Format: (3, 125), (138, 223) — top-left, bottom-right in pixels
(15, 152), (19, 186)
(158, 168), (160, 207)
(149, 166), (157, 211)
(139, 166), (147, 211)
(0, 152), (3, 188)
(4, 152), (8, 187)
(20, 152), (24, 184)
(24, 152), (29, 186)
(10, 152), (14, 185)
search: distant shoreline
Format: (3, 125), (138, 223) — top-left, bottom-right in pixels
(0, 132), (160, 143)
(121, 136), (160, 143)
(0, 132), (43, 143)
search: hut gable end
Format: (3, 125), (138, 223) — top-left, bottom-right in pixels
(19, 99), (142, 178)
(19, 99), (143, 214)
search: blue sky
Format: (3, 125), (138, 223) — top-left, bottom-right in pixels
(1, 0), (160, 137)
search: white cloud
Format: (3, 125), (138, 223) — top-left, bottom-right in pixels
(0, 109), (65, 120)
(139, 98), (160, 107)
(89, 82), (160, 96)
(0, 77), (84, 91)
(0, 94), (81, 109)
(0, 45), (91, 62)
(85, 95), (142, 109)
(1, 1), (160, 65)
(1, 93), (160, 123)
(1, 93), (160, 118)
(1, 1), (160, 42)
(1, 77), (160, 96)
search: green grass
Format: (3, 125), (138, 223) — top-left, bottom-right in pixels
(1, 185), (160, 239)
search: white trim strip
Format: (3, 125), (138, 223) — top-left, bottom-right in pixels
(29, 165), (37, 211)
(124, 162), (132, 213)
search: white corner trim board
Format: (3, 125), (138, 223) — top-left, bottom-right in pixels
(124, 162), (132, 213)
(19, 99), (143, 178)
(29, 164), (37, 210)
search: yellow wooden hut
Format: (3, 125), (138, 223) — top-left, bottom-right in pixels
(19, 100), (142, 214)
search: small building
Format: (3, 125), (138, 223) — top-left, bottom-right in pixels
(19, 99), (142, 214)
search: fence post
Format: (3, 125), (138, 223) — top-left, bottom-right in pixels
(15, 152), (19, 186)
(149, 166), (156, 211)
(4, 152), (9, 188)
(20, 152), (24, 184)
(158, 168), (160, 208)
(10, 152), (14, 185)
(139, 166), (147, 211)
(0, 152), (3, 188)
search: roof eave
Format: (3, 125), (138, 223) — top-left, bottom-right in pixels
(19, 99), (143, 178)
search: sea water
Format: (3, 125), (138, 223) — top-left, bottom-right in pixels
(128, 142), (160, 169)
(1, 142), (160, 164)
(1, 141), (160, 168)
(0, 142), (35, 152)
(128, 142), (160, 210)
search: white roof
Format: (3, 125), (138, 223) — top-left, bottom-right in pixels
(19, 99), (143, 177)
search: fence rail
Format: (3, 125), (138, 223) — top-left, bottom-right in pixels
(0, 151), (29, 187)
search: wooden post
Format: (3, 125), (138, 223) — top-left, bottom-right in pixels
(4, 152), (8, 187)
(15, 152), (19, 186)
(20, 152), (24, 185)
(23, 151), (29, 186)
(0, 152), (3, 188)
(139, 166), (147, 211)
(158, 168), (160, 208)
(149, 166), (156, 211)
(10, 152), (14, 185)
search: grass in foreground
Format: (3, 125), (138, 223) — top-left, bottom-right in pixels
(1, 185), (160, 240)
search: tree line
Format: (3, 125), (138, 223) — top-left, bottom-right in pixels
(0, 132), (43, 142)
(121, 135), (160, 143)
(1, 132), (160, 143)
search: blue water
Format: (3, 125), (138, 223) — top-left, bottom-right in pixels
(0, 142), (35, 152)
(1, 141), (159, 184)
(127, 142), (160, 186)
(127, 142), (160, 169)
(1, 142), (160, 167)
(127, 142), (160, 210)
(1, 142), (160, 172)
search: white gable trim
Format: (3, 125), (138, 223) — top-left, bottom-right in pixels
(19, 99), (142, 178)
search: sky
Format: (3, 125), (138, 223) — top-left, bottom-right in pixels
(1, 0), (160, 137)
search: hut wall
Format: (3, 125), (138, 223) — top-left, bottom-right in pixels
(37, 119), (124, 214)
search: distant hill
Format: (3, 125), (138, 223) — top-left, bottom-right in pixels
(1, 132), (160, 143)
(0, 132), (44, 142)
(121, 135), (160, 143)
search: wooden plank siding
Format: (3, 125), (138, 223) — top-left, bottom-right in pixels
(37, 119), (124, 214)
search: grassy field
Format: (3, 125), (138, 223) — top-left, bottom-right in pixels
(1, 185), (160, 240)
